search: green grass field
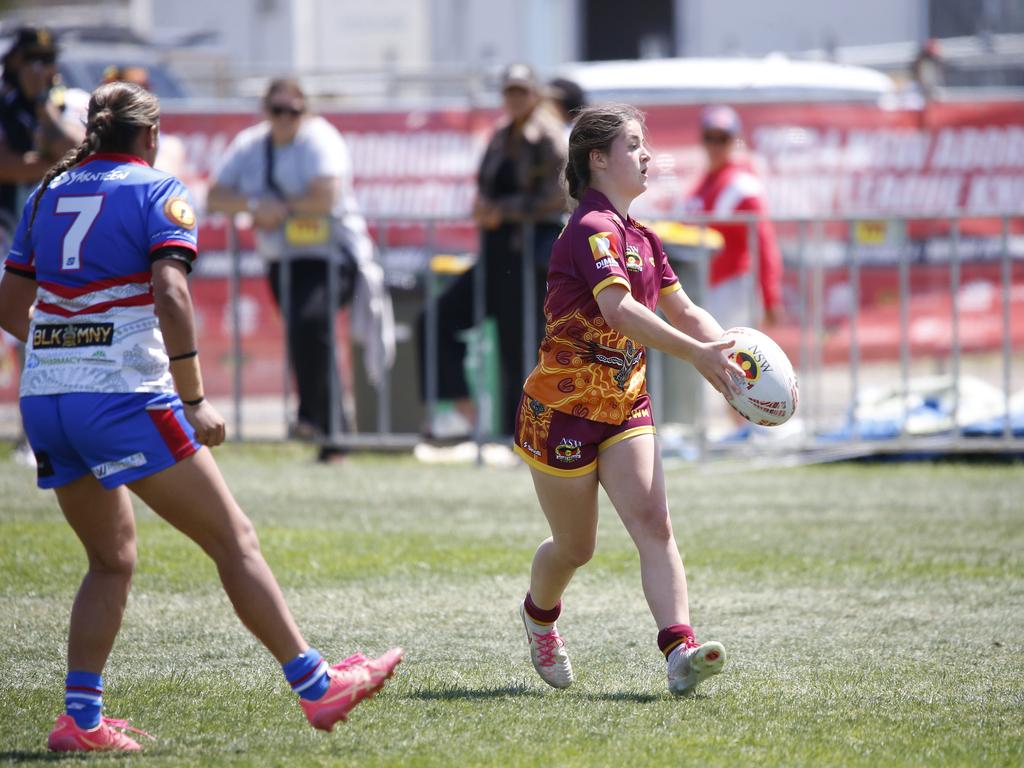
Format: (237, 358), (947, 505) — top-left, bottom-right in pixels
(1, 444), (1022, 767)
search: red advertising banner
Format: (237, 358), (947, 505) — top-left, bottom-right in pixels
(2, 100), (1022, 404)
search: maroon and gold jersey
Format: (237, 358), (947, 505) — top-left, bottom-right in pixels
(522, 188), (681, 424)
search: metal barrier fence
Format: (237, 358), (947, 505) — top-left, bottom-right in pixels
(218, 210), (1024, 459)
(2, 211), (1019, 459)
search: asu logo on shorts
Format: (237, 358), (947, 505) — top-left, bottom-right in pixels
(164, 197), (196, 230)
(553, 437), (583, 463)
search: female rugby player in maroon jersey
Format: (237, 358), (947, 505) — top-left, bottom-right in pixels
(513, 104), (744, 695)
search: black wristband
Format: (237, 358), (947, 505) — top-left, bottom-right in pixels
(169, 350), (198, 361)
(182, 396), (205, 406)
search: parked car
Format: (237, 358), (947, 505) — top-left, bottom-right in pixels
(0, 24), (191, 100)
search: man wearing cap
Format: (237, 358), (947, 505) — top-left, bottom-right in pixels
(0, 26), (86, 229)
(546, 76), (587, 144)
(421, 63), (567, 438)
(684, 104), (782, 329)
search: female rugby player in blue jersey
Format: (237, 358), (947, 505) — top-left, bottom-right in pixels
(0, 81), (402, 752)
(514, 104), (744, 694)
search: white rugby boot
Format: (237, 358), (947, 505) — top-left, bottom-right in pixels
(519, 601), (574, 689)
(666, 636), (726, 695)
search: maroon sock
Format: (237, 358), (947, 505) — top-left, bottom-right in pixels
(524, 592), (561, 624)
(657, 623), (695, 657)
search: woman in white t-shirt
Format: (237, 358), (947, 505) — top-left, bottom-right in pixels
(208, 79), (374, 461)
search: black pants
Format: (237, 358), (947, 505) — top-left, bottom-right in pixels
(268, 258), (355, 439)
(419, 224), (558, 436)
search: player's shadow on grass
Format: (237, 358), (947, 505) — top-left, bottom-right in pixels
(407, 683), (543, 701)
(0, 753), (74, 763)
(584, 691), (660, 703)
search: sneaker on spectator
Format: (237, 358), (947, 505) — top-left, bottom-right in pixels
(426, 409), (473, 441)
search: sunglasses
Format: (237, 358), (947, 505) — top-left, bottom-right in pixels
(269, 105), (303, 117)
(702, 132), (733, 145)
(24, 51), (56, 65)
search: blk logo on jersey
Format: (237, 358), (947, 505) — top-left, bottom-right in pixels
(625, 244), (643, 272)
(164, 197), (196, 229)
(33, 323), (114, 349)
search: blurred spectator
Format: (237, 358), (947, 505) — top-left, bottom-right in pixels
(420, 63), (567, 438)
(207, 78), (393, 462)
(684, 104), (782, 329)
(101, 64), (186, 176)
(0, 26), (86, 467)
(685, 104), (783, 438)
(912, 38), (944, 102)
(0, 26), (87, 229)
(546, 76), (587, 142)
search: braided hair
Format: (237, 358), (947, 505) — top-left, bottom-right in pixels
(28, 81), (160, 233)
(564, 103), (646, 202)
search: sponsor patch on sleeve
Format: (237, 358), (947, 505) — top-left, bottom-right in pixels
(588, 231), (617, 261)
(164, 197), (196, 230)
(589, 231), (621, 270)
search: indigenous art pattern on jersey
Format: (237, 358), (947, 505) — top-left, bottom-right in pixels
(525, 308), (645, 424)
(523, 188), (680, 425)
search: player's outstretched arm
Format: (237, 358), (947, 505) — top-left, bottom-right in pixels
(658, 285), (725, 343)
(595, 284), (742, 397)
(151, 259), (226, 446)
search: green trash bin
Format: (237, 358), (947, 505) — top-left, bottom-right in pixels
(459, 316), (501, 436)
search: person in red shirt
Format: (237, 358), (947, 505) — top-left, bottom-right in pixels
(514, 103), (744, 696)
(686, 104), (782, 329)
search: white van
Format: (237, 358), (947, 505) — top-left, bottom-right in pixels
(558, 55), (894, 105)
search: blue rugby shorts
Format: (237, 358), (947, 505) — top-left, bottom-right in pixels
(20, 391), (200, 490)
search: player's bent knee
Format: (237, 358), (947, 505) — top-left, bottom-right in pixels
(89, 545), (137, 579)
(557, 541), (596, 568)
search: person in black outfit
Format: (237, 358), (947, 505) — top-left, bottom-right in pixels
(0, 26), (85, 467)
(421, 63), (568, 438)
(0, 26), (85, 230)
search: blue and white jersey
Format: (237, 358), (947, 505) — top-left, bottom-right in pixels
(4, 152), (199, 397)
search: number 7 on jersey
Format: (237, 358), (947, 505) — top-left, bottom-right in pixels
(55, 195), (104, 271)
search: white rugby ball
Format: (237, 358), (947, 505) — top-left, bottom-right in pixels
(721, 326), (798, 426)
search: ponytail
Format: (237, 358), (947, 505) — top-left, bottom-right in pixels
(27, 123), (104, 235)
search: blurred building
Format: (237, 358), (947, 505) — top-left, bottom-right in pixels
(0, 0), (1021, 100)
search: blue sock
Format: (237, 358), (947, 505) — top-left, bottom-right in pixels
(65, 671), (103, 729)
(282, 648), (330, 701)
